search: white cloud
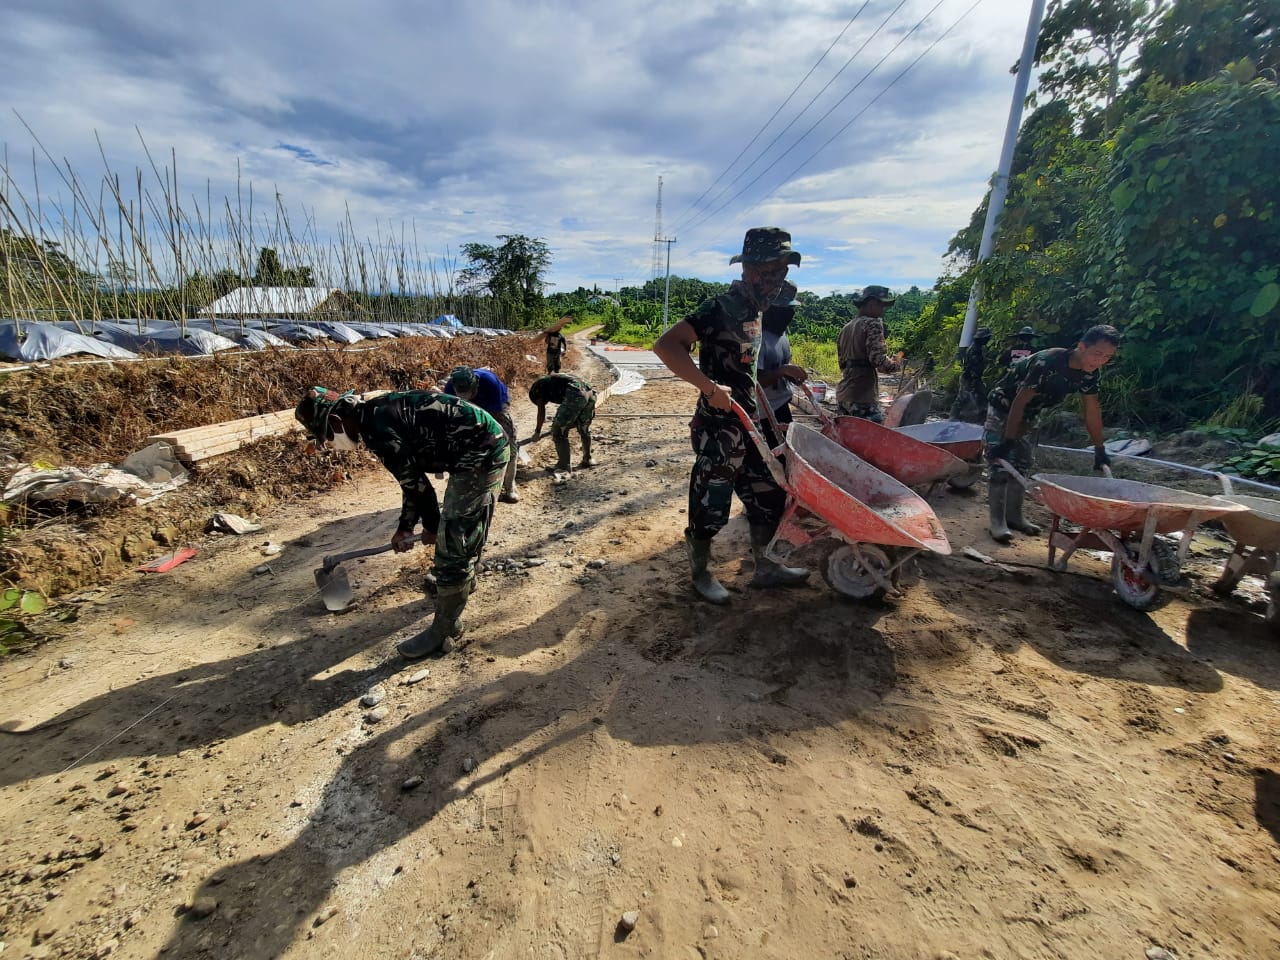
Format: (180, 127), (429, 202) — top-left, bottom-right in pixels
(0, 0), (1038, 297)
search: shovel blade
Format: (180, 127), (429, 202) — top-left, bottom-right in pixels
(314, 564), (354, 611)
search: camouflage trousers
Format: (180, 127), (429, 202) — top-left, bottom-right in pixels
(983, 408), (1037, 482)
(686, 412), (787, 541)
(492, 407), (519, 494)
(551, 392), (595, 444)
(434, 452), (507, 587)
(839, 401), (884, 423)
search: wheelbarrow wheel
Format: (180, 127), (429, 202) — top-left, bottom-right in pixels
(824, 544), (892, 601)
(1111, 547), (1159, 610)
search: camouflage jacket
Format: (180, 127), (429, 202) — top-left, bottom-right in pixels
(528, 373), (595, 405)
(836, 314), (895, 406)
(987, 348), (1099, 425)
(355, 390), (508, 534)
(685, 282), (763, 419)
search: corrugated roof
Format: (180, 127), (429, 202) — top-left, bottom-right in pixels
(199, 286), (342, 316)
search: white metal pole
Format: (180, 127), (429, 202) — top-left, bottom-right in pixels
(662, 238), (676, 331)
(958, 0), (1047, 349)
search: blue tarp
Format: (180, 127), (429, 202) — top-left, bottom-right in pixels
(430, 314), (464, 328)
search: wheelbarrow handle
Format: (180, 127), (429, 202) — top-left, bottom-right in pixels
(730, 401), (789, 491)
(996, 458), (1112, 492)
(796, 381), (835, 427)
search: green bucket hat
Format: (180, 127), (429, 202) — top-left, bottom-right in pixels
(730, 227), (802, 266)
(295, 386), (354, 440)
(448, 365), (479, 394)
(853, 284), (896, 306)
(1017, 325), (1036, 337)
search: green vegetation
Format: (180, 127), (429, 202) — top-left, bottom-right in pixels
(906, 0), (1280, 430)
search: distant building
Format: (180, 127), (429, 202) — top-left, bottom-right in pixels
(199, 286), (363, 319)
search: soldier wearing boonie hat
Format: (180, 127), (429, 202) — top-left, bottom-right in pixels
(294, 384), (509, 660)
(652, 227), (809, 605)
(999, 325), (1038, 368)
(836, 284), (901, 422)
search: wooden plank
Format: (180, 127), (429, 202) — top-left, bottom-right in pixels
(149, 410), (297, 445)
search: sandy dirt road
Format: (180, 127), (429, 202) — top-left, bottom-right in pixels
(1, 354), (1279, 960)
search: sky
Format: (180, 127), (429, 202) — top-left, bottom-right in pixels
(1, 0), (1040, 299)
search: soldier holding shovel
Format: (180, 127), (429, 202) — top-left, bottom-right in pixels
(295, 386), (509, 660)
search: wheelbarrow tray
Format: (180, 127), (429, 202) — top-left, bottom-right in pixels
(785, 423), (950, 555)
(1215, 494), (1280, 551)
(820, 416), (968, 489)
(1033, 474), (1246, 535)
(894, 420), (984, 461)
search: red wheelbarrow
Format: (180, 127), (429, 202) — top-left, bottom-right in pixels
(1000, 462), (1248, 610)
(734, 402), (951, 600)
(1210, 482), (1280, 633)
(894, 420), (985, 490)
(763, 384), (971, 496)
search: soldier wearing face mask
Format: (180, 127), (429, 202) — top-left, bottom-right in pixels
(294, 386), (509, 659)
(653, 227), (809, 605)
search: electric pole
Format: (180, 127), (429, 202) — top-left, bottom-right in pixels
(660, 237), (676, 331)
(958, 0), (1048, 349)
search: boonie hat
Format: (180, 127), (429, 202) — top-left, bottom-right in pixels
(1017, 325), (1036, 337)
(448, 365), (479, 394)
(853, 284), (896, 306)
(730, 227), (802, 266)
(295, 385), (355, 440)
(974, 327), (993, 341)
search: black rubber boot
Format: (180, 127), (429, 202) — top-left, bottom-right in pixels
(1005, 483), (1041, 536)
(397, 581), (470, 660)
(577, 431), (598, 469)
(547, 432), (572, 472)
(988, 477), (1012, 544)
(748, 525), (808, 587)
(686, 534), (730, 605)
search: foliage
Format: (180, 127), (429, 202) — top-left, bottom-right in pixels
(1132, 0), (1279, 88)
(1095, 76), (1280, 422)
(0, 586), (46, 656)
(253, 247), (314, 287)
(0, 228), (98, 319)
(459, 235), (552, 326)
(1220, 441), (1280, 479)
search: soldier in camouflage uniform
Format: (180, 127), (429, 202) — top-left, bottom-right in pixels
(545, 330), (567, 373)
(653, 227), (809, 604)
(528, 373), (597, 471)
(950, 326), (992, 421)
(836, 285), (900, 422)
(294, 386), (509, 659)
(984, 324), (1120, 543)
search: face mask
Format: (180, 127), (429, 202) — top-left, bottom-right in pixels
(328, 423), (359, 451)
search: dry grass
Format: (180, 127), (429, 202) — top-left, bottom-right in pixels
(0, 334), (543, 468)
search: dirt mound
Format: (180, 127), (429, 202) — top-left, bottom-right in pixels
(0, 335), (551, 611)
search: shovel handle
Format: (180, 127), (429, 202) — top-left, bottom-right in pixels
(730, 401), (789, 491)
(797, 381), (836, 428)
(994, 458), (1035, 491)
(320, 533), (428, 571)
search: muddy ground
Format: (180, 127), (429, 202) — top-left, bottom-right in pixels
(1, 345), (1278, 960)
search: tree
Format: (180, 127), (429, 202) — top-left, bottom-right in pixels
(459, 235), (552, 325)
(1132, 0), (1279, 88)
(254, 247), (284, 285)
(1031, 0), (1167, 132)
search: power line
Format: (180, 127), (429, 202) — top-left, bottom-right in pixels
(683, 0), (975, 252)
(668, 3), (871, 234)
(671, 0), (907, 239)
(729, 0), (986, 238)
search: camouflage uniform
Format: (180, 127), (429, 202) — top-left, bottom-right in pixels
(836, 313), (896, 422)
(684, 283), (787, 540)
(984, 348), (1100, 479)
(545, 332), (567, 373)
(356, 390), (509, 586)
(529, 373), (596, 464)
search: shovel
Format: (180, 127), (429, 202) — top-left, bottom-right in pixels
(314, 534), (427, 611)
